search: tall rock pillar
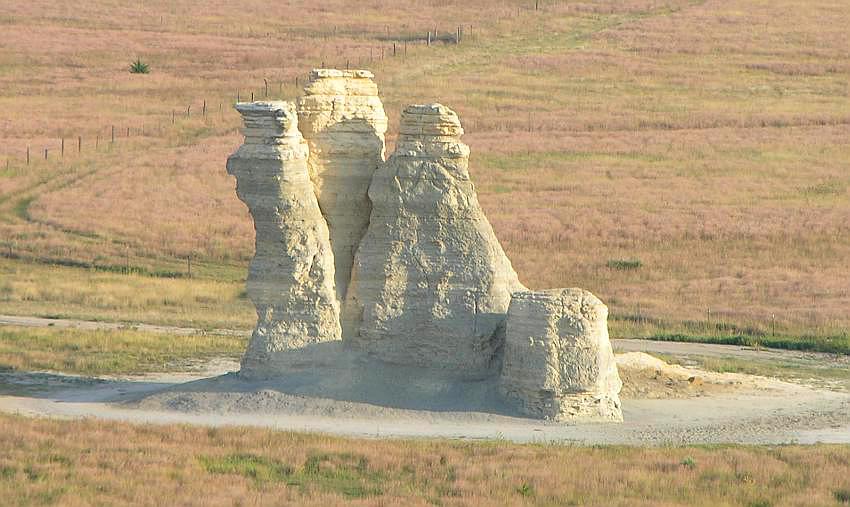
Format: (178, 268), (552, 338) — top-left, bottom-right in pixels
(296, 69), (388, 309)
(227, 101), (341, 377)
(344, 104), (526, 377)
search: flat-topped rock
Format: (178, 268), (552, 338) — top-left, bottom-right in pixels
(499, 288), (623, 422)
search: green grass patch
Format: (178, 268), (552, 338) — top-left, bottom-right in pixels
(800, 180), (846, 197)
(607, 258), (643, 270)
(647, 333), (850, 355)
(0, 325), (245, 375)
(657, 353), (850, 388)
(200, 452), (386, 498)
(12, 197), (32, 220)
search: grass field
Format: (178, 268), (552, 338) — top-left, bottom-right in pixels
(0, 413), (848, 506)
(0, 325), (244, 376)
(2, 0), (848, 349)
(1, 3), (848, 504)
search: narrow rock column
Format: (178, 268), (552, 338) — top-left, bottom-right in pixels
(344, 103), (525, 376)
(499, 289), (623, 422)
(227, 101), (341, 377)
(296, 69), (388, 308)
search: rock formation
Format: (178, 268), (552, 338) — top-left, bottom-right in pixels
(226, 70), (623, 421)
(343, 104), (525, 376)
(227, 101), (341, 377)
(296, 69), (388, 309)
(499, 289), (623, 421)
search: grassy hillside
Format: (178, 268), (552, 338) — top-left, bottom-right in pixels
(1, 0), (848, 345)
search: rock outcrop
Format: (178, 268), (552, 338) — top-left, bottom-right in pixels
(227, 101), (341, 377)
(343, 104), (525, 376)
(296, 69), (388, 309)
(499, 289), (623, 421)
(226, 71), (624, 422)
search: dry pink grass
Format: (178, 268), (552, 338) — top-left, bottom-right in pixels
(1, 413), (849, 506)
(0, 0), (848, 337)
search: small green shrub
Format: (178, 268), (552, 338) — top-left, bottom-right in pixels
(129, 58), (150, 74)
(517, 482), (535, 497)
(607, 258), (642, 270)
(680, 457), (696, 469)
(835, 489), (850, 504)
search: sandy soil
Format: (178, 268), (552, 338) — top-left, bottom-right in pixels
(1, 342), (848, 445)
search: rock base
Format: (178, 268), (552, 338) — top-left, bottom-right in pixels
(499, 289), (623, 422)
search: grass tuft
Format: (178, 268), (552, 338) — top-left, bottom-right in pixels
(516, 482), (535, 497)
(680, 457), (697, 469)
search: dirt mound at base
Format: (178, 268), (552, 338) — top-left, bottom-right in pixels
(616, 352), (771, 399)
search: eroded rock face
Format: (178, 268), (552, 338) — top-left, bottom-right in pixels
(226, 78), (624, 422)
(227, 101), (341, 377)
(296, 69), (388, 308)
(344, 103), (525, 376)
(499, 289), (623, 422)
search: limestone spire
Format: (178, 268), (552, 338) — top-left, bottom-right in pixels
(227, 101), (341, 377)
(344, 103), (526, 377)
(296, 69), (388, 308)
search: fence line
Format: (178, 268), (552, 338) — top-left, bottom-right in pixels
(1, 22), (481, 170)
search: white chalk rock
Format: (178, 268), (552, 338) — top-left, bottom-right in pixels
(344, 103), (525, 376)
(296, 69), (388, 309)
(499, 289), (623, 422)
(227, 101), (341, 377)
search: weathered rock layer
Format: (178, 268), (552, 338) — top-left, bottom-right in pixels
(227, 101), (341, 377)
(227, 73), (624, 422)
(344, 104), (525, 376)
(499, 289), (623, 421)
(296, 69), (388, 309)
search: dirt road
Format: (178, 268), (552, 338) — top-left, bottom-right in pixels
(1, 315), (848, 445)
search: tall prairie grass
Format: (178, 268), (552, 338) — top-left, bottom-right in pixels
(0, 0), (848, 341)
(0, 413), (848, 506)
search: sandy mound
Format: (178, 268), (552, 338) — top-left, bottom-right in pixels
(615, 352), (775, 399)
(127, 351), (786, 423)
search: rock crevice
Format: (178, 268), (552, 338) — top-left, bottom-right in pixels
(296, 69), (388, 310)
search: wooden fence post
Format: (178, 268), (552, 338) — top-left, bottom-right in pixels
(26, 146), (30, 165)
(61, 138), (64, 158)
